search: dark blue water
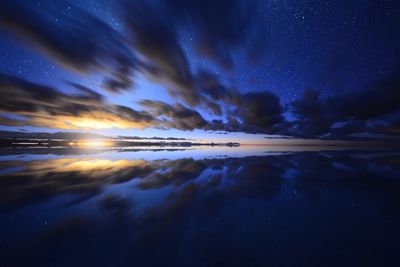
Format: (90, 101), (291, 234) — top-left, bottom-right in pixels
(0, 147), (399, 266)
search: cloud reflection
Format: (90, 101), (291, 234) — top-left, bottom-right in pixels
(1, 150), (400, 266)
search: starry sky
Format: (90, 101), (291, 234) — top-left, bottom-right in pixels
(0, 0), (399, 143)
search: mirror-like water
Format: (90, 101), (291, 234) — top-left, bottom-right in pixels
(0, 146), (399, 266)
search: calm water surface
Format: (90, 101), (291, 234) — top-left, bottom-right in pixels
(0, 146), (399, 266)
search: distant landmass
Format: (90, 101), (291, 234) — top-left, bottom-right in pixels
(0, 131), (239, 148)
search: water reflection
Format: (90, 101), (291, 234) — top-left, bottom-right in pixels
(0, 148), (399, 266)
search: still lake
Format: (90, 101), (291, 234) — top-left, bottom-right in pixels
(0, 146), (399, 266)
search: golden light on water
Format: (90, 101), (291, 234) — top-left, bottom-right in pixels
(74, 140), (115, 148)
(25, 158), (148, 176)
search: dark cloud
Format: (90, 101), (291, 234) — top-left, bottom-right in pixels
(195, 70), (240, 116)
(203, 119), (227, 132)
(0, 130), (107, 140)
(327, 72), (400, 121)
(236, 92), (284, 133)
(0, 0), (136, 93)
(0, 73), (283, 134)
(1, 67), (399, 138)
(165, 0), (267, 69)
(140, 99), (249, 133)
(66, 82), (104, 101)
(140, 100), (208, 131)
(0, 116), (27, 127)
(290, 89), (332, 137)
(102, 56), (135, 93)
(123, 1), (197, 105)
(196, 71), (230, 101)
(121, 0), (265, 112)
(288, 71), (400, 139)
(0, 74), (155, 129)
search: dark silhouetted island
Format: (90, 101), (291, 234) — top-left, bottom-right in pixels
(0, 131), (240, 148)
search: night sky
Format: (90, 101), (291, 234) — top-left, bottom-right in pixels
(0, 0), (399, 143)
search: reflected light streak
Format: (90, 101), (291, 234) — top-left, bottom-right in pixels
(75, 140), (115, 148)
(24, 158), (148, 176)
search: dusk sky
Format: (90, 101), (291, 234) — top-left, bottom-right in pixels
(0, 0), (399, 143)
